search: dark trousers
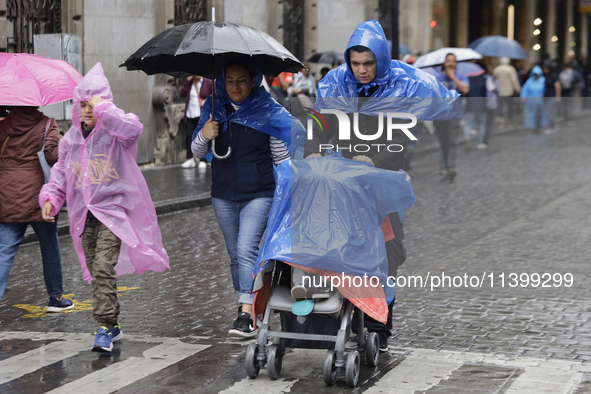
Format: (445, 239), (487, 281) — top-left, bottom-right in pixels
(185, 117), (200, 159)
(354, 238), (407, 338)
(0, 221), (64, 300)
(434, 118), (460, 171)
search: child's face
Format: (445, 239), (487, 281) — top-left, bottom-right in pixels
(80, 101), (97, 127)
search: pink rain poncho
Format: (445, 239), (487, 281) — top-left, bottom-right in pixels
(39, 63), (170, 282)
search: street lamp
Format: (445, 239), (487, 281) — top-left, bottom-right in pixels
(533, 29), (541, 36)
(534, 18), (542, 26)
(533, 44), (541, 51)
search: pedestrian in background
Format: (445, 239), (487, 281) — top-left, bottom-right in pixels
(493, 57), (521, 122)
(520, 65), (547, 132)
(558, 62), (582, 125)
(542, 62), (561, 134)
(480, 66), (500, 149)
(0, 106), (73, 311)
(434, 53), (470, 182)
(40, 63), (170, 353)
(180, 75), (212, 168)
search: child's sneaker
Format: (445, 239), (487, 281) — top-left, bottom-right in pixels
(228, 312), (257, 338)
(110, 323), (123, 342)
(92, 327), (113, 352)
(47, 297), (74, 313)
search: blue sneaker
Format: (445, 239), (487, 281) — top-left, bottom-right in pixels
(92, 327), (113, 352)
(110, 323), (123, 343)
(47, 297), (74, 313)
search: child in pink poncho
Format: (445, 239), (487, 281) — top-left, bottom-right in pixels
(39, 63), (170, 352)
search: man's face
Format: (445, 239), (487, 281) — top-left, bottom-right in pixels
(443, 54), (457, 73)
(350, 50), (377, 84)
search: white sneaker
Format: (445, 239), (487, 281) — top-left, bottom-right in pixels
(181, 158), (196, 168)
(476, 143), (488, 149)
(198, 161), (207, 169)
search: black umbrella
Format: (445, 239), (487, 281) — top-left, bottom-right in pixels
(121, 21), (304, 159)
(120, 21), (304, 78)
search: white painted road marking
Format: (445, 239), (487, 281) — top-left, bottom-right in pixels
(2, 331), (591, 393)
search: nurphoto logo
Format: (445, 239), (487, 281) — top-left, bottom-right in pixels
(305, 109), (418, 153)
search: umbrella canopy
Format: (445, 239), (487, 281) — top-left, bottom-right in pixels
(120, 21), (305, 78)
(307, 51), (345, 65)
(0, 53), (83, 107)
(413, 47), (483, 68)
(468, 35), (528, 59)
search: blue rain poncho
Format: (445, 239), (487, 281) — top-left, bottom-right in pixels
(193, 66), (305, 155)
(316, 20), (458, 118)
(253, 156), (416, 285)
(520, 66), (546, 98)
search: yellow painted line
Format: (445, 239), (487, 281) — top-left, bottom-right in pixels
(13, 287), (141, 318)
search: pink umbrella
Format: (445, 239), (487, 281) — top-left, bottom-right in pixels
(0, 53), (83, 106)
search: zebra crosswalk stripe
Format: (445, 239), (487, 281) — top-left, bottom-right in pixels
(0, 331), (209, 393)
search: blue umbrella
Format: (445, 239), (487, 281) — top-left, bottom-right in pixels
(468, 35), (528, 59)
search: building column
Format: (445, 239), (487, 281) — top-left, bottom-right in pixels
(0, 0), (6, 52)
(456, 0), (469, 47)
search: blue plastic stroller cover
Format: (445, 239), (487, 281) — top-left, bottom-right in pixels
(254, 157), (416, 287)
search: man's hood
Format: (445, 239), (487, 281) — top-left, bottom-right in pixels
(344, 20), (391, 84)
(1, 107), (44, 137)
(72, 62), (113, 129)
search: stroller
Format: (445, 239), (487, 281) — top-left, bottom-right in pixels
(244, 157), (416, 387)
(245, 260), (381, 387)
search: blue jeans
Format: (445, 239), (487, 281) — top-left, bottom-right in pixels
(0, 221), (64, 300)
(212, 197), (273, 304)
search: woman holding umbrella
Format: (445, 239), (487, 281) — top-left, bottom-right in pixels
(192, 58), (299, 338)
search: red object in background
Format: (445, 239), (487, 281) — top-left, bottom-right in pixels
(430, 20), (437, 28)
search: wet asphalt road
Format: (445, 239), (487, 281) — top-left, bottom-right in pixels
(1, 102), (591, 393)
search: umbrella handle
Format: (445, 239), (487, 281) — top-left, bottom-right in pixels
(211, 139), (231, 159)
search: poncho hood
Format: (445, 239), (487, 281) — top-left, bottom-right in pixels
(194, 62), (305, 152)
(344, 19), (392, 85)
(72, 62), (113, 130)
(316, 20), (459, 120)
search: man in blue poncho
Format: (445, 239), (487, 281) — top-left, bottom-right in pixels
(304, 20), (458, 351)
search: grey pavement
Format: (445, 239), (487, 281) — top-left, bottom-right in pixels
(2, 99), (591, 393)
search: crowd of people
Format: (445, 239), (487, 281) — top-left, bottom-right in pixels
(1, 19), (587, 358)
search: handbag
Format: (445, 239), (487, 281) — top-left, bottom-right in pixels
(36, 119), (53, 183)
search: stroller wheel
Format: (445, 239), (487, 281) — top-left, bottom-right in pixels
(323, 350), (338, 386)
(365, 332), (380, 367)
(345, 350), (360, 387)
(267, 344), (284, 380)
(245, 342), (260, 379)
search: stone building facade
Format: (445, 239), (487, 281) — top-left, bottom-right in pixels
(1, 0), (586, 165)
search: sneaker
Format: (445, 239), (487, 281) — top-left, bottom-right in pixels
(181, 158), (196, 168)
(47, 297), (74, 313)
(447, 169), (457, 182)
(92, 327), (113, 352)
(110, 323), (123, 343)
(476, 143), (488, 149)
(377, 331), (389, 352)
(228, 312), (257, 338)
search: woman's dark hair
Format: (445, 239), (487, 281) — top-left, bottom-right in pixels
(225, 58), (257, 80)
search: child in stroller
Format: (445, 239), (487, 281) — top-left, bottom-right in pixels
(245, 156), (416, 386)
